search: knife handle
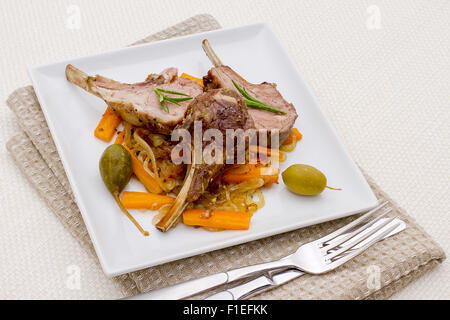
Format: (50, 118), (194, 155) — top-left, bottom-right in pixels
(226, 259), (292, 282)
(125, 259), (291, 300)
(125, 272), (229, 300)
(206, 269), (303, 300)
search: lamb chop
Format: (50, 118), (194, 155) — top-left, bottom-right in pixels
(201, 40), (298, 143)
(155, 88), (255, 232)
(65, 65), (203, 135)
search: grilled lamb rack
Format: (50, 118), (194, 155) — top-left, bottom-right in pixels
(65, 65), (203, 135)
(201, 40), (298, 143)
(155, 88), (255, 232)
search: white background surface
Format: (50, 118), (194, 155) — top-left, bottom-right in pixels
(0, 0), (448, 299)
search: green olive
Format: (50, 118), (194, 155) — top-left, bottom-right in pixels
(282, 164), (327, 196)
(99, 144), (133, 195)
(99, 144), (149, 236)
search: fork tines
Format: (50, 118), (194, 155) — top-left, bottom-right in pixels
(317, 201), (400, 269)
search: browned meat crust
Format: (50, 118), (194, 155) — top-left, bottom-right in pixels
(66, 65), (204, 135)
(179, 88), (254, 200)
(155, 88), (255, 231)
(203, 66), (298, 142)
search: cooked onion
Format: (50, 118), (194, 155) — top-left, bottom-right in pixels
(120, 119), (270, 229)
(225, 165), (250, 175)
(228, 178), (265, 193)
(149, 134), (166, 147)
(195, 178), (265, 213)
(280, 138), (297, 152)
(123, 122), (132, 146)
(134, 131), (173, 192)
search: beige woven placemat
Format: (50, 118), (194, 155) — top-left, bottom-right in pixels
(5, 14), (445, 300)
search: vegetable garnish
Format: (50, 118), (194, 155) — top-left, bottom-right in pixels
(232, 80), (286, 114)
(282, 164), (341, 196)
(94, 107), (122, 142)
(99, 144), (149, 236)
(121, 191), (175, 210)
(154, 87), (193, 113)
(249, 145), (286, 162)
(180, 73), (204, 87)
(223, 163), (279, 185)
(183, 209), (253, 230)
(123, 145), (163, 194)
(283, 128), (302, 145)
(114, 130), (125, 145)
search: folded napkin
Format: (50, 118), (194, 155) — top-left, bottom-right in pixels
(6, 14), (445, 299)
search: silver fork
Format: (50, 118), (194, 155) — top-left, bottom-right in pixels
(126, 201), (399, 300)
(206, 215), (406, 299)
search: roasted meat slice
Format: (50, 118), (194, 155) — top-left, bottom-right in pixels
(202, 40), (298, 143)
(155, 88), (255, 232)
(181, 88), (255, 201)
(65, 65), (203, 135)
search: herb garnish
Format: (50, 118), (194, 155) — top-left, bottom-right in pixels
(154, 88), (193, 113)
(232, 80), (285, 114)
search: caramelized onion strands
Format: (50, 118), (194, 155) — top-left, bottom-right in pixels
(123, 122), (133, 146)
(280, 137), (297, 152)
(120, 122), (270, 233)
(133, 131), (170, 192)
(122, 126), (181, 193)
(195, 178), (265, 214)
(155, 148), (197, 232)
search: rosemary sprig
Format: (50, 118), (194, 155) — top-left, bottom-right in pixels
(155, 88), (191, 97)
(154, 88), (193, 113)
(232, 80), (286, 114)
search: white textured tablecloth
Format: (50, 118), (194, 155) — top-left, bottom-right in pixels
(0, 0), (448, 299)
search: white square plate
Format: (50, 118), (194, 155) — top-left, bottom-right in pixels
(29, 23), (377, 277)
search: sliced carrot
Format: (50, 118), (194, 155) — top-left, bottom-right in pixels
(282, 128), (303, 145)
(115, 130), (125, 144)
(292, 128), (302, 141)
(180, 73), (204, 87)
(94, 107), (122, 142)
(223, 164), (279, 185)
(183, 209), (253, 230)
(259, 172), (279, 184)
(283, 131), (296, 144)
(249, 145), (285, 162)
(123, 145), (162, 194)
(225, 165), (252, 175)
(121, 191), (175, 210)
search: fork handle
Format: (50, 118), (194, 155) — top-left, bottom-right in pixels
(125, 259), (293, 300)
